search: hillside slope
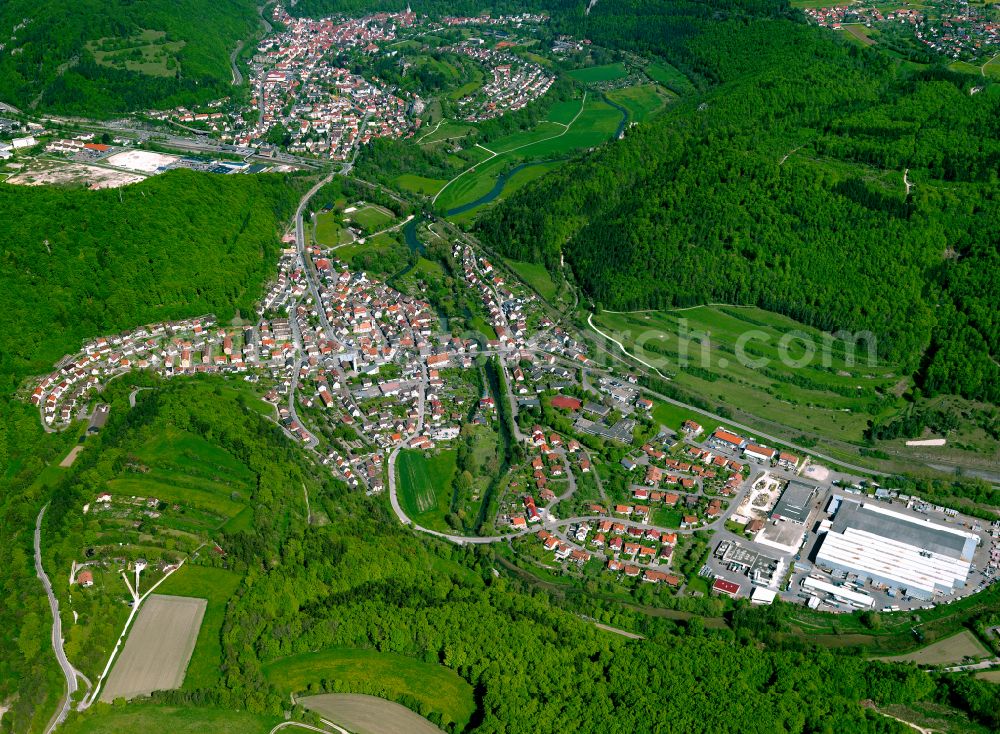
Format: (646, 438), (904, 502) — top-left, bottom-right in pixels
(478, 9), (1000, 403)
(0, 0), (259, 115)
(0, 169), (305, 392)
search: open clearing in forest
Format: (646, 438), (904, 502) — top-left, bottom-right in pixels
(567, 62), (628, 83)
(606, 84), (672, 122)
(100, 594), (206, 702)
(266, 647), (475, 730)
(876, 630), (991, 666)
(60, 446), (84, 467)
(300, 694), (445, 734)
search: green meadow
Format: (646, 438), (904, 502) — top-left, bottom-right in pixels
(264, 646), (476, 731)
(154, 565), (243, 690)
(594, 305), (902, 444)
(606, 84), (672, 122)
(504, 259), (559, 302)
(645, 62), (696, 94)
(62, 705), (277, 734)
(567, 62), (628, 83)
(436, 95), (622, 215)
(396, 449), (458, 531)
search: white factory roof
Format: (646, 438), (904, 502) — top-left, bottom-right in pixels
(816, 526), (972, 598)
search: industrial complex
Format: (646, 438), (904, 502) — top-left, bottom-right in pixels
(814, 499), (979, 601)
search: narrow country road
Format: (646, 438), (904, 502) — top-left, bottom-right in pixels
(35, 504), (78, 734)
(231, 41), (245, 85)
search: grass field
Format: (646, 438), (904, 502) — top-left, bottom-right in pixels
(106, 475), (245, 518)
(975, 669), (1000, 682)
(302, 694), (445, 734)
(100, 594), (206, 702)
(393, 173), (447, 196)
(416, 121), (476, 146)
(567, 62), (628, 83)
(347, 204), (395, 234)
(437, 95), (622, 215)
(153, 565), (242, 690)
(876, 630), (992, 666)
(593, 305), (902, 445)
(645, 62), (696, 95)
(62, 705), (279, 734)
(315, 211), (355, 246)
(396, 449), (458, 531)
(87, 30), (185, 78)
(842, 24), (878, 47)
(652, 401), (720, 438)
(267, 648), (475, 730)
(505, 259), (559, 302)
(606, 84), (671, 123)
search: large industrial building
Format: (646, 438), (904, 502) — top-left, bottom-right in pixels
(814, 499), (979, 600)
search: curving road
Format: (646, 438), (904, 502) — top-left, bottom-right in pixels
(35, 505), (79, 734)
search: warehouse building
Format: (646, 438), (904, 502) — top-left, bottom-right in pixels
(814, 499), (978, 600)
(770, 480), (818, 524)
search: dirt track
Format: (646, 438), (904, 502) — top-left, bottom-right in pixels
(100, 594), (206, 702)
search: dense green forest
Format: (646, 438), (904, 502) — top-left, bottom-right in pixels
(0, 170), (304, 393)
(27, 378), (994, 734)
(0, 0), (259, 115)
(478, 3), (1000, 403)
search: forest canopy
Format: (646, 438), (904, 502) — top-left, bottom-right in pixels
(0, 0), (259, 115)
(0, 170), (304, 392)
(477, 7), (1000, 403)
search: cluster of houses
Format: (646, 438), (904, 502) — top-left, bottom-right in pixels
(806, 1), (999, 62)
(537, 514), (683, 587)
(702, 426), (800, 471)
(235, 6), (420, 158)
(449, 41), (554, 122)
(440, 13), (549, 28)
(28, 316), (257, 427)
(455, 244), (536, 347)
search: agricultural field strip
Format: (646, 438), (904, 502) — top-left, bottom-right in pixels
(99, 594), (207, 702)
(300, 694), (445, 734)
(431, 92), (587, 204)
